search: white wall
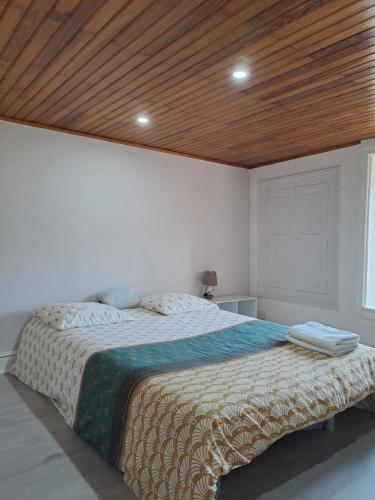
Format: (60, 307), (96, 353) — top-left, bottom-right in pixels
(0, 120), (250, 354)
(250, 145), (375, 347)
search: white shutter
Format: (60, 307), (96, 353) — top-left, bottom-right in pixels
(265, 187), (295, 290)
(295, 183), (329, 294)
(259, 168), (338, 308)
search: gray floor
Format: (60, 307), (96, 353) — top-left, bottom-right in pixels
(1, 375), (375, 500)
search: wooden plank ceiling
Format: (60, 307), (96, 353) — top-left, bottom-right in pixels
(1, 0), (375, 168)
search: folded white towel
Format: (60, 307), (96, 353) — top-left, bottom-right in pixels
(288, 321), (360, 351)
(286, 335), (357, 357)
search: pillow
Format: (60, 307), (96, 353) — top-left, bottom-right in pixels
(96, 287), (139, 309)
(140, 293), (218, 316)
(34, 302), (134, 330)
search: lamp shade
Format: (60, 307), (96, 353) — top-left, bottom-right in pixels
(203, 271), (218, 286)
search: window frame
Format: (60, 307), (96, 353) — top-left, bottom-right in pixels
(356, 139), (375, 319)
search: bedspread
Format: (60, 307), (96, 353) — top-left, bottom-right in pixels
(120, 339), (375, 499)
(74, 320), (288, 466)
(10, 308), (247, 426)
(10, 311), (375, 500)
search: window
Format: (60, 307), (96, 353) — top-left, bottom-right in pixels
(363, 155), (375, 310)
(357, 139), (375, 319)
(259, 167), (339, 309)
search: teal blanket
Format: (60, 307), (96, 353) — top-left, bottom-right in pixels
(74, 319), (288, 467)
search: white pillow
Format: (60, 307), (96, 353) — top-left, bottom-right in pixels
(140, 293), (218, 315)
(96, 287), (139, 309)
(34, 302), (135, 330)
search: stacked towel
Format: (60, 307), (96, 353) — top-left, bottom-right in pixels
(287, 321), (360, 357)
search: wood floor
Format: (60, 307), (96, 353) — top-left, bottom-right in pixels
(1, 373), (375, 500)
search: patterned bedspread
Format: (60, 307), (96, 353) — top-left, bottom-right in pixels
(10, 309), (375, 500)
(74, 320), (288, 466)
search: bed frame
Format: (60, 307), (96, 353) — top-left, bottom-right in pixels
(300, 415), (335, 432)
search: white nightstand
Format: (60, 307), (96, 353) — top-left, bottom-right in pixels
(210, 295), (257, 318)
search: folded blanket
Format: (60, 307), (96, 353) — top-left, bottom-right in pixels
(288, 321), (360, 351)
(286, 335), (358, 357)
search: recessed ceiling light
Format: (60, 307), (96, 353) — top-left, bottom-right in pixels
(232, 69), (249, 80)
(136, 115), (150, 125)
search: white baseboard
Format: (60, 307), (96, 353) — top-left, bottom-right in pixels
(0, 351), (16, 374)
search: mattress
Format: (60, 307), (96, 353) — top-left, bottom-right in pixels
(10, 309), (375, 500)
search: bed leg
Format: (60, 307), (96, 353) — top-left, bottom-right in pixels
(216, 477), (222, 499)
(324, 416), (335, 432)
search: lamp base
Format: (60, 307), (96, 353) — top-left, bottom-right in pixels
(203, 285), (215, 299)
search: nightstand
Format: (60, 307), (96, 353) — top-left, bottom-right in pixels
(211, 295), (257, 318)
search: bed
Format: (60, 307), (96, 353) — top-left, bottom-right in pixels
(10, 306), (375, 500)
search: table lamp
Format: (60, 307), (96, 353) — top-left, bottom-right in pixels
(203, 271), (217, 299)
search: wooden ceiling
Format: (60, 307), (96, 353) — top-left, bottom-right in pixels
(1, 0), (375, 168)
